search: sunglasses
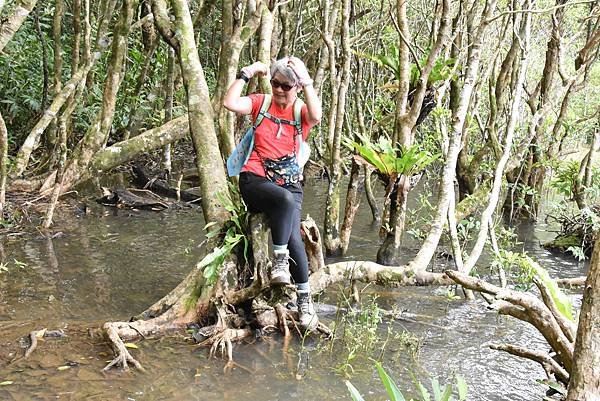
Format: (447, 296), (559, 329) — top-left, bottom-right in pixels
(270, 79), (295, 92)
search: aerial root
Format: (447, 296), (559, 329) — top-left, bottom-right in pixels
(102, 322), (145, 372)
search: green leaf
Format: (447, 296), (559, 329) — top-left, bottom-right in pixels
(204, 221), (219, 230)
(0, 381), (13, 386)
(440, 384), (453, 401)
(520, 256), (574, 321)
(416, 380), (431, 401)
(455, 375), (467, 400)
(57, 366), (70, 371)
(431, 377), (441, 400)
(536, 379), (566, 395)
(345, 381), (366, 401)
(124, 343), (138, 349)
(375, 362), (406, 401)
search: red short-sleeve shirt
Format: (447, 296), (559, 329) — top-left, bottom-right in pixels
(241, 94), (316, 178)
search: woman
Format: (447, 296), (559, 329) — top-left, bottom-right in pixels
(223, 57), (322, 331)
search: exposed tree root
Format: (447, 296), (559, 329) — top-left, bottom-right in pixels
(103, 322), (146, 372)
(275, 304), (291, 338)
(200, 328), (254, 361)
(102, 315), (188, 371)
(22, 328), (67, 359)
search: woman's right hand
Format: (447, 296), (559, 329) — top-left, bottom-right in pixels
(241, 61), (268, 78)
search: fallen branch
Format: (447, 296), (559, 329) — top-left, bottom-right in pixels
(490, 343), (570, 384)
(556, 276), (586, 287)
(131, 165), (199, 203)
(446, 270), (574, 373)
(310, 261), (453, 293)
(533, 276), (577, 343)
(24, 330), (40, 359)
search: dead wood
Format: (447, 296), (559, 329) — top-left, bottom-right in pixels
(309, 260), (453, 293)
(489, 343), (570, 384)
(446, 270), (574, 374)
(301, 215), (326, 273)
(96, 187), (169, 210)
(24, 330), (38, 359)
(131, 165), (200, 203)
(557, 277), (586, 287)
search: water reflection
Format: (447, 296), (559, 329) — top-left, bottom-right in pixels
(0, 179), (585, 400)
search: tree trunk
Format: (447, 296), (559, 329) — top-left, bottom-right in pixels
(121, 28), (158, 141)
(323, 0), (350, 256)
(58, 0), (136, 191)
(52, 0), (63, 95)
(162, 46), (175, 173)
(64, 0), (82, 135)
(166, 0), (230, 224)
(85, 0), (118, 89)
(0, 0), (38, 53)
(89, 115), (189, 174)
(462, 4), (531, 273)
(212, 0), (263, 160)
(377, 0), (451, 264)
(340, 160), (361, 254)
(12, 64), (93, 177)
(33, 6), (50, 111)
(566, 237), (600, 401)
(377, 176), (410, 265)
(0, 111), (7, 217)
(256, 5), (275, 94)
(574, 131), (599, 210)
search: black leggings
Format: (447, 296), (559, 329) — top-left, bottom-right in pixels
(239, 172), (309, 284)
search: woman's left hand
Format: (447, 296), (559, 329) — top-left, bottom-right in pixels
(287, 57), (313, 87)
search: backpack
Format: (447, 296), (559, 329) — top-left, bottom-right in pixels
(226, 95), (310, 177)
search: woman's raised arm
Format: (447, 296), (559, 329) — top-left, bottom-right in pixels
(287, 57), (322, 126)
(223, 61), (268, 115)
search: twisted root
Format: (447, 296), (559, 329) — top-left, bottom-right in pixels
(102, 322), (145, 372)
(199, 328), (253, 361)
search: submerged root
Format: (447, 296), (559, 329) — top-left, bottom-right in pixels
(103, 322), (145, 372)
(275, 304), (290, 338)
(199, 328), (253, 362)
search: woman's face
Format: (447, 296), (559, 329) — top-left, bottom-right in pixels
(270, 72), (298, 107)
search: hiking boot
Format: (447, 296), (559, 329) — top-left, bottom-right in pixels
(270, 249), (291, 286)
(297, 291), (318, 331)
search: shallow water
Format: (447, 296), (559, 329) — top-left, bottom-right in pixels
(0, 178), (586, 400)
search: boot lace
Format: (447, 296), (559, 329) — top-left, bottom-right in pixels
(298, 294), (311, 314)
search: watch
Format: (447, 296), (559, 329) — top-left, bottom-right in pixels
(237, 71), (250, 83)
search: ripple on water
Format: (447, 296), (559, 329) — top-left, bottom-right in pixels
(0, 181), (587, 400)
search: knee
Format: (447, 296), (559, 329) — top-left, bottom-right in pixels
(277, 190), (296, 211)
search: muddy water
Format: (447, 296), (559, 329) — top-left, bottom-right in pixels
(0, 179), (585, 400)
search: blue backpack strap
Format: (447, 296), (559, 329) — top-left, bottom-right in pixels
(226, 95), (271, 177)
(253, 94), (271, 129)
